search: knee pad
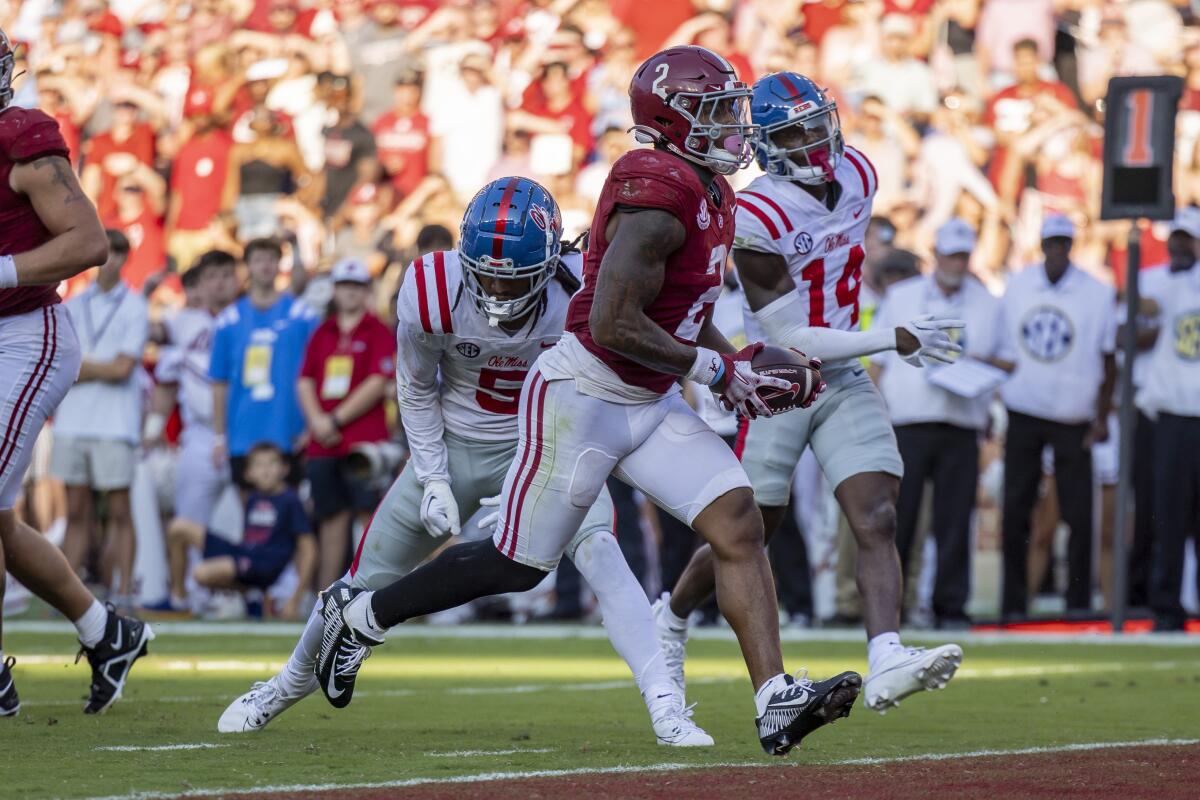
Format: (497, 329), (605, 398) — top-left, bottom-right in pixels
(567, 448), (618, 508)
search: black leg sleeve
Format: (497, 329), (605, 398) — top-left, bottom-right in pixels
(370, 538), (548, 628)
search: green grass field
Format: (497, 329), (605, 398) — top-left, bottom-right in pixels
(2, 622), (1198, 799)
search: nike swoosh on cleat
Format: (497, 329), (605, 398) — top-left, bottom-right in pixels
(110, 628), (123, 650)
(325, 672), (344, 700)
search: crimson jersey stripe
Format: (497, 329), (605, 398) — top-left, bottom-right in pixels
(742, 190), (793, 233)
(507, 373), (550, 559)
(413, 256), (433, 333)
(492, 178), (520, 260)
(733, 416), (751, 462)
(847, 147), (878, 193)
(737, 198), (780, 239)
(843, 149), (871, 196)
(0, 307), (57, 479)
(0, 307), (52, 476)
(433, 250), (453, 334)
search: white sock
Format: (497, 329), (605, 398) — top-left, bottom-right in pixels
(0, 649), (5, 665)
(754, 672), (789, 716)
(867, 631), (904, 674)
(345, 591), (386, 640)
(572, 533), (672, 703)
(74, 600), (107, 649)
(658, 593), (689, 634)
(276, 605), (323, 698)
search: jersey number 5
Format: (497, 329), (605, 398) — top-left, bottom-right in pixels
(476, 367), (527, 414)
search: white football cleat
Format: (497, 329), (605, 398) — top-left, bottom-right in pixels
(648, 691), (714, 747)
(651, 593), (688, 696)
(864, 643), (963, 714)
(218, 676), (315, 733)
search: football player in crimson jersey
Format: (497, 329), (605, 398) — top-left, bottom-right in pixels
(314, 46), (860, 757)
(219, 178), (712, 747)
(659, 73), (965, 715)
(0, 30), (154, 718)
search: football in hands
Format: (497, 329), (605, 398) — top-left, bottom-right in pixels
(751, 345), (823, 413)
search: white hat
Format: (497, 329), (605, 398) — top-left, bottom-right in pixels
(1169, 207), (1200, 239)
(331, 258), (371, 284)
(934, 218), (977, 255)
(1040, 214), (1075, 240)
(880, 13), (915, 37)
(245, 58), (288, 82)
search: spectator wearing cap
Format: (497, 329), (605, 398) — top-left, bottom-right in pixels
(210, 238), (320, 493)
(853, 14), (938, 124)
(105, 158), (169, 290)
(1135, 209), (1200, 630)
(998, 215), (1117, 619)
(81, 97), (157, 222)
(52, 230), (150, 611)
(320, 75), (378, 220)
(371, 70), (437, 201)
(870, 219), (1012, 628)
(297, 258), (396, 586)
(1125, 210), (1200, 608)
(167, 88), (235, 274)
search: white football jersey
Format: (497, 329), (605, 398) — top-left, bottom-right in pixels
(155, 306), (217, 432)
(734, 145), (877, 367)
(395, 249), (582, 485)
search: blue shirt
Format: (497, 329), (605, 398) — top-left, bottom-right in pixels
(242, 489), (310, 561)
(209, 293), (319, 456)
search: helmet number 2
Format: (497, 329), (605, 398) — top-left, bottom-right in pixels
(651, 63), (670, 100)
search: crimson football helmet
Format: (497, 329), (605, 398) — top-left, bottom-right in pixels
(0, 30), (15, 110)
(628, 45), (756, 176)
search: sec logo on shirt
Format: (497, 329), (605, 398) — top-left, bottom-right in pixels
(456, 342), (481, 358)
(1174, 310), (1200, 361)
(1020, 305), (1074, 362)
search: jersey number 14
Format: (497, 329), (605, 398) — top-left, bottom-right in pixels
(800, 244), (865, 328)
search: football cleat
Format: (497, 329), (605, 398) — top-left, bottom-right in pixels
(864, 644), (962, 714)
(651, 593), (688, 696)
(1, 656), (19, 717)
(648, 689), (714, 747)
(77, 605), (155, 714)
(756, 670), (861, 756)
(314, 583), (382, 709)
(218, 676), (315, 733)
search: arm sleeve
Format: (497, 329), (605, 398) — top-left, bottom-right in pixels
(995, 294), (1019, 363)
(608, 154), (692, 223)
(755, 290), (895, 361)
(4, 109), (71, 162)
(1100, 287), (1118, 354)
(868, 294), (899, 366)
(395, 270), (450, 486)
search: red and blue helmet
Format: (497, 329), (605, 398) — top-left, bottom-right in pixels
(459, 176), (563, 327)
(751, 72), (843, 185)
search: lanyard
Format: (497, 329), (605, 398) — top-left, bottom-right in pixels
(82, 286), (127, 350)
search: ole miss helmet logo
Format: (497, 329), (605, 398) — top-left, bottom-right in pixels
(529, 205), (549, 231)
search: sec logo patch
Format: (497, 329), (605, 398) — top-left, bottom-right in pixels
(456, 342), (480, 358)
(1021, 306), (1074, 362)
(794, 232), (814, 255)
(1173, 310), (1200, 361)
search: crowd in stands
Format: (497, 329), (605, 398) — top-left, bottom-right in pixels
(3, 0), (1198, 629)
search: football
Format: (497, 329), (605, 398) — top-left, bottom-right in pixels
(751, 345), (822, 413)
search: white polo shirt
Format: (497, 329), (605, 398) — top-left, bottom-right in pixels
(1137, 265), (1200, 418)
(54, 281), (149, 444)
(1129, 264), (1177, 411)
(871, 274), (1006, 431)
(999, 263), (1117, 425)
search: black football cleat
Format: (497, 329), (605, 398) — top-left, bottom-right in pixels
(315, 582), (382, 709)
(757, 670), (862, 756)
(77, 605), (155, 714)
(1, 656), (19, 717)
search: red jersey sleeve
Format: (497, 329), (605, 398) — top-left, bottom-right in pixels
(0, 108), (71, 163)
(607, 149), (694, 225)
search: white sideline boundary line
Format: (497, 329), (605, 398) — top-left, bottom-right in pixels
(427, 747), (556, 758)
(7, 619), (1198, 646)
(95, 744), (228, 753)
(83, 738), (1200, 800)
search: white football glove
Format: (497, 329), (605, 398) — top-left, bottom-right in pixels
(419, 479), (460, 538)
(476, 494), (501, 534)
(716, 343), (792, 420)
(900, 314), (965, 368)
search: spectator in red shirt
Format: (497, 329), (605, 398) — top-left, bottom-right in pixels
(167, 89), (235, 274)
(511, 61), (594, 168)
(984, 38), (1078, 190)
(105, 165), (169, 291)
(82, 99), (157, 222)
(371, 69), (438, 201)
(298, 258), (397, 587)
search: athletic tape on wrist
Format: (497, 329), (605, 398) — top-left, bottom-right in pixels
(0, 255), (17, 289)
(686, 346), (724, 386)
